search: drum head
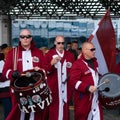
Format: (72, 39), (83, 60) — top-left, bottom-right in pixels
(11, 69), (52, 113)
(98, 73), (120, 98)
(14, 71), (43, 89)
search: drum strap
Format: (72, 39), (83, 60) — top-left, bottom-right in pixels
(13, 47), (19, 71)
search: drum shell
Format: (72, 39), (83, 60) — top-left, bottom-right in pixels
(99, 92), (120, 109)
(98, 73), (120, 109)
(11, 70), (52, 113)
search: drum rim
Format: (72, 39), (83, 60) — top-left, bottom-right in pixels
(11, 69), (47, 91)
(98, 72), (120, 84)
(99, 72), (119, 78)
(98, 72), (120, 98)
(12, 79), (44, 91)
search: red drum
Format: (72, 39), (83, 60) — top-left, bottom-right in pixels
(11, 69), (52, 113)
(98, 73), (120, 109)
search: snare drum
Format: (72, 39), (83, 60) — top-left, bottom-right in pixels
(98, 73), (120, 109)
(11, 69), (52, 113)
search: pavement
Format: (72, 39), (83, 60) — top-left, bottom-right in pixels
(103, 108), (120, 120)
(0, 103), (120, 120)
(69, 106), (120, 120)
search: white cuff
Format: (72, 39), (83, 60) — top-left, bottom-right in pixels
(75, 81), (82, 90)
(6, 69), (12, 79)
(0, 80), (10, 88)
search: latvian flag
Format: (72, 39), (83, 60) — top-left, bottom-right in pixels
(88, 9), (116, 75)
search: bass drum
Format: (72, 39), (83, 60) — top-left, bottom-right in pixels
(98, 73), (120, 109)
(11, 69), (52, 113)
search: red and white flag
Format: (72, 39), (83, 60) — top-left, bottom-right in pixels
(88, 9), (116, 75)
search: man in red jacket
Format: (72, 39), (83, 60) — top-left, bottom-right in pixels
(0, 52), (12, 120)
(70, 41), (103, 120)
(44, 35), (75, 120)
(3, 29), (46, 120)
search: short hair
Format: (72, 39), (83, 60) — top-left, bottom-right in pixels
(1, 43), (8, 50)
(71, 41), (78, 44)
(66, 42), (71, 45)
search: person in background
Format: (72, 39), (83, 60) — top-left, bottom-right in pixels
(0, 45), (12, 120)
(2, 29), (46, 120)
(77, 47), (82, 56)
(39, 46), (49, 55)
(114, 48), (120, 74)
(114, 53), (120, 115)
(66, 42), (71, 51)
(116, 48), (120, 64)
(1, 43), (8, 51)
(43, 35), (75, 120)
(0, 46), (1, 52)
(69, 41), (78, 60)
(2, 46), (12, 59)
(70, 41), (103, 120)
(77, 47), (82, 59)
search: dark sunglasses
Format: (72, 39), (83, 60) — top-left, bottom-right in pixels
(57, 42), (65, 45)
(20, 35), (32, 39)
(90, 48), (96, 51)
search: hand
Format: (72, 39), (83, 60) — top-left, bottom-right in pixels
(89, 85), (97, 93)
(34, 66), (41, 71)
(12, 70), (20, 79)
(51, 56), (61, 65)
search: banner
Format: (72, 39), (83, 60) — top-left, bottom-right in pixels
(88, 9), (116, 75)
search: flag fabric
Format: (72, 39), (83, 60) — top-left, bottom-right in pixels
(88, 9), (116, 75)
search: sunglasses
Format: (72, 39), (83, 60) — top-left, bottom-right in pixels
(89, 48), (96, 51)
(57, 42), (65, 45)
(20, 35), (32, 39)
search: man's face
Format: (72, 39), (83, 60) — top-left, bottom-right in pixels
(71, 43), (78, 51)
(20, 30), (32, 49)
(83, 43), (96, 60)
(54, 36), (65, 52)
(67, 44), (71, 50)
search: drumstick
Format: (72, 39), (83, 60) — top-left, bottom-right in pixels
(97, 79), (109, 88)
(21, 72), (32, 77)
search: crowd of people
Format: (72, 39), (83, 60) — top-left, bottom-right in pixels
(0, 28), (120, 120)
(0, 44), (12, 120)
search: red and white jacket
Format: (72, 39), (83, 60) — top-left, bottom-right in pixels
(0, 53), (10, 98)
(70, 54), (103, 120)
(43, 48), (75, 120)
(3, 41), (45, 120)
